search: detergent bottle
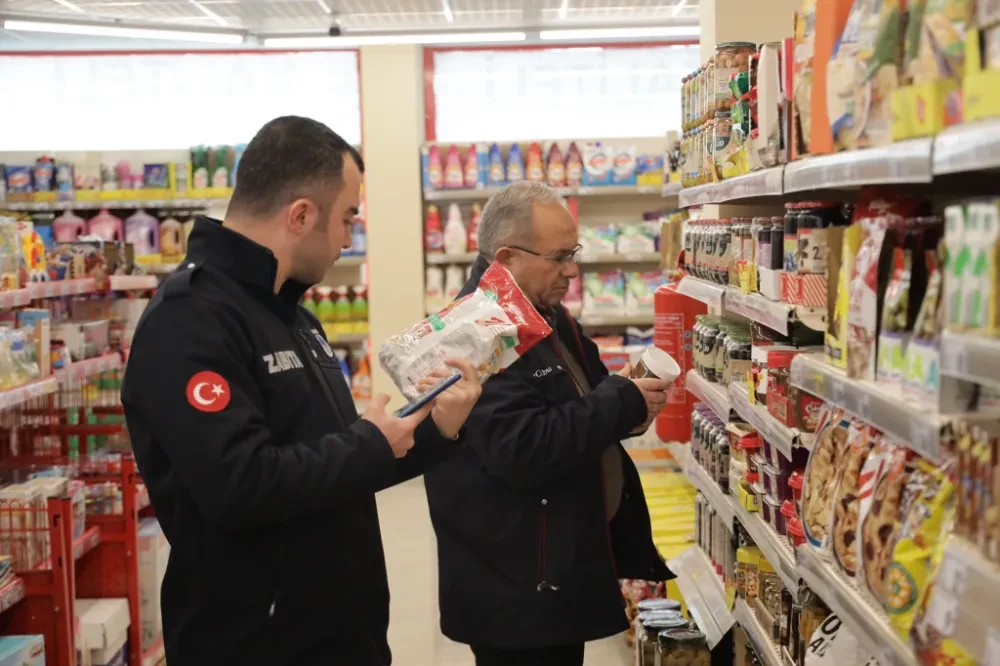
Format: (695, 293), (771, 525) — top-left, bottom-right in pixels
(87, 209), (124, 243)
(52, 210), (87, 243)
(125, 209), (160, 256)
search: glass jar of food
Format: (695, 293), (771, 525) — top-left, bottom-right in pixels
(714, 42), (755, 111)
(712, 111), (734, 181)
(638, 598), (682, 614)
(704, 58), (716, 118)
(657, 628), (711, 666)
(701, 120), (714, 184)
(637, 616), (689, 666)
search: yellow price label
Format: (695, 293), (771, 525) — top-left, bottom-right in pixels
(745, 369), (756, 405)
(725, 586), (736, 611)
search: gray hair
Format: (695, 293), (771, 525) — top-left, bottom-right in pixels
(477, 181), (567, 257)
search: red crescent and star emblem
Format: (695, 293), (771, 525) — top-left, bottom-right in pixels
(185, 371), (231, 413)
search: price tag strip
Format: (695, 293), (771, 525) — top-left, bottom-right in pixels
(685, 370), (732, 422)
(667, 546), (735, 649)
(728, 382), (801, 461)
(733, 500), (798, 592)
(783, 138), (933, 193)
(734, 598), (783, 666)
(676, 276), (727, 310)
(796, 545), (918, 666)
(789, 353), (943, 463)
(0, 376), (58, 411)
(940, 330), (1000, 391)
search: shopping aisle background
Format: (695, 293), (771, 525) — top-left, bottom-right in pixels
(378, 479), (632, 666)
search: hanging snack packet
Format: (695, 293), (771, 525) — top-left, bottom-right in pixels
(379, 262), (552, 400)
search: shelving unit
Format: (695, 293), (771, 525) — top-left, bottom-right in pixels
(423, 183), (665, 202)
(1, 198), (228, 212)
(685, 459), (736, 533)
(733, 501), (797, 592)
(676, 275), (726, 309)
(679, 166), (784, 207)
(54, 353), (122, 385)
(666, 545), (734, 649)
(727, 383), (807, 460)
(108, 275), (159, 291)
(797, 547), (917, 666)
(789, 353), (943, 463)
(0, 377), (58, 410)
(685, 370), (731, 422)
(939, 331), (1000, 389)
(578, 314), (654, 327)
(425, 251), (662, 266)
(734, 599), (782, 666)
(782, 139), (933, 193)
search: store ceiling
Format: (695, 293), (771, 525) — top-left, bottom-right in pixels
(0, 0), (700, 34)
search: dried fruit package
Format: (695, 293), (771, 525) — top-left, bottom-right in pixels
(802, 407), (851, 551)
(886, 460), (956, 639)
(832, 422), (875, 575)
(379, 262), (552, 399)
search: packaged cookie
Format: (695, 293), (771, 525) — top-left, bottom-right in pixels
(861, 446), (915, 602)
(886, 459), (956, 639)
(802, 406), (851, 551)
(832, 421), (874, 576)
(855, 435), (893, 582)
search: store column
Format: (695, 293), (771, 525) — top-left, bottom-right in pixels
(359, 45), (427, 401)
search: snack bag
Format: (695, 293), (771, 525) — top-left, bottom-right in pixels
(379, 262), (552, 400)
(855, 435), (893, 582)
(886, 460), (956, 639)
(861, 447), (919, 602)
(802, 407), (851, 551)
(832, 421), (874, 576)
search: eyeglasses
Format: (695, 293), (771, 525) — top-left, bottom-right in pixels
(509, 244), (583, 265)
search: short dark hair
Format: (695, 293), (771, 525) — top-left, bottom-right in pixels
(228, 116), (364, 218)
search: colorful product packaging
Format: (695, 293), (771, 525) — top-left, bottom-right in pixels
(581, 142), (612, 186)
(583, 270), (626, 317)
(580, 225), (618, 255)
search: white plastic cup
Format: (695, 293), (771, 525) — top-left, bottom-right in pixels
(630, 347), (681, 383)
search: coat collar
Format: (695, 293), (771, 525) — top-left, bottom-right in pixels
(185, 216), (309, 320)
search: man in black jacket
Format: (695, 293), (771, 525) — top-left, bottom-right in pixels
(424, 181), (675, 666)
(121, 116), (481, 666)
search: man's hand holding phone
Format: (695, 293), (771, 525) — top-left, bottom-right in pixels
(416, 358), (482, 439)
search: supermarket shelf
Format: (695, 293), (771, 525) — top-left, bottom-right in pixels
(0, 576), (24, 614)
(73, 526), (101, 561)
(783, 139), (934, 193)
(54, 353), (122, 385)
(728, 382), (799, 461)
(661, 182), (682, 198)
(685, 460), (736, 533)
(933, 118), (1000, 175)
(667, 545), (734, 648)
(724, 288), (795, 336)
(734, 599), (782, 666)
(797, 546), (917, 666)
(0, 289), (31, 309)
(789, 353), (943, 463)
(426, 252), (477, 265)
(678, 166), (784, 207)
(108, 274), (158, 291)
(578, 314), (653, 327)
(931, 536), (1000, 664)
(337, 254), (366, 267)
(939, 331), (1000, 389)
(324, 331), (369, 345)
(0, 376), (58, 410)
(423, 184), (663, 201)
(28, 279), (98, 300)
(1, 197), (226, 212)
(734, 500), (798, 593)
(676, 275), (726, 309)
(685, 370), (731, 421)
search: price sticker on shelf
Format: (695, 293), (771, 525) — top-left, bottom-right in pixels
(942, 342), (968, 376)
(925, 588), (959, 636)
(852, 390), (871, 420)
(909, 421), (940, 462)
(830, 377), (846, 407)
(937, 551), (968, 597)
(984, 627), (1000, 666)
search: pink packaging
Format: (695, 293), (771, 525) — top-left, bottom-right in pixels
(53, 211), (87, 243)
(87, 210), (124, 243)
(125, 210), (160, 255)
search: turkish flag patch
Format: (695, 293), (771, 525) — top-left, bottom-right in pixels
(186, 371), (231, 413)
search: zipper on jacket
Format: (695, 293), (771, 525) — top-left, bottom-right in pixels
(291, 326), (349, 426)
(536, 500), (559, 592)
(269, 543), (285, 620)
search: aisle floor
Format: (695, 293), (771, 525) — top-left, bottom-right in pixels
(377, 478), (632, 666)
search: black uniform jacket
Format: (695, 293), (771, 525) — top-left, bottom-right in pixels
(424, 255), (674, 650)
(121, 216), (456, 666)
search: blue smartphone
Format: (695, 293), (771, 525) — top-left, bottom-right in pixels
(395, 372), (461, 417)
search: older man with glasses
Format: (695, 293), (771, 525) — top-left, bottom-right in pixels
(424, 181), (675, 666)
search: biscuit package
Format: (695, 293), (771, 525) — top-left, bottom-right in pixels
(379, 262), (552, 400)
(802, 406), (850, 551)
(855, 436), (893, 582)
(832, 422), (875, 576)
(860, 445), (913, 602)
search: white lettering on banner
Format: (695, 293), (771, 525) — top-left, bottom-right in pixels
(263, 351), (305, 374)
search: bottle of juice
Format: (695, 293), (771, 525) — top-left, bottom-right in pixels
(425, 205), (444, 253)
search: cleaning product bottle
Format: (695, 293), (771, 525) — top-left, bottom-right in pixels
(315, 286), (335, 323)
(52, 210), (86, 243)
(124, 209), (160, 256)
(546, 143), (567, 188)
(426, 145), (444, 189)
(463, 145), (480, 188)
(182, 217), (195, 246)
(425, 205), (444, 253)
(443, 204), (468, 255)
(445, 265), (465, 302)
(351, 285), (368, 322)
(87, 209), (124, 242)
(159, 216), (184, 259)
(506, 143), (525, 182)
(487, 143), (505, 185)
(526, 142), (545, 182)
(425, 267), (445, 312)
(334, 287), (352, 322)
(467, 203), (481, 253)
(566, 142), (584, 187)
(191, 146), (209, 190)
(351, 356), (372, 400)
(301, 288), (318, 317)
(444, 145), (464, 189)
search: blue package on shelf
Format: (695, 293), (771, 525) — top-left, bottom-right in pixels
(0, 635), (44, 666)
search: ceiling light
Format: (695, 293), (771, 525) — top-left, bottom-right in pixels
(442, 0), (454, 23)
(670, 0), (690, 17)
(263, 31), (526, 48)
(558, 0), (569, 20)
(538, 26), (700, 40)
(2, 19), (245, 44)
